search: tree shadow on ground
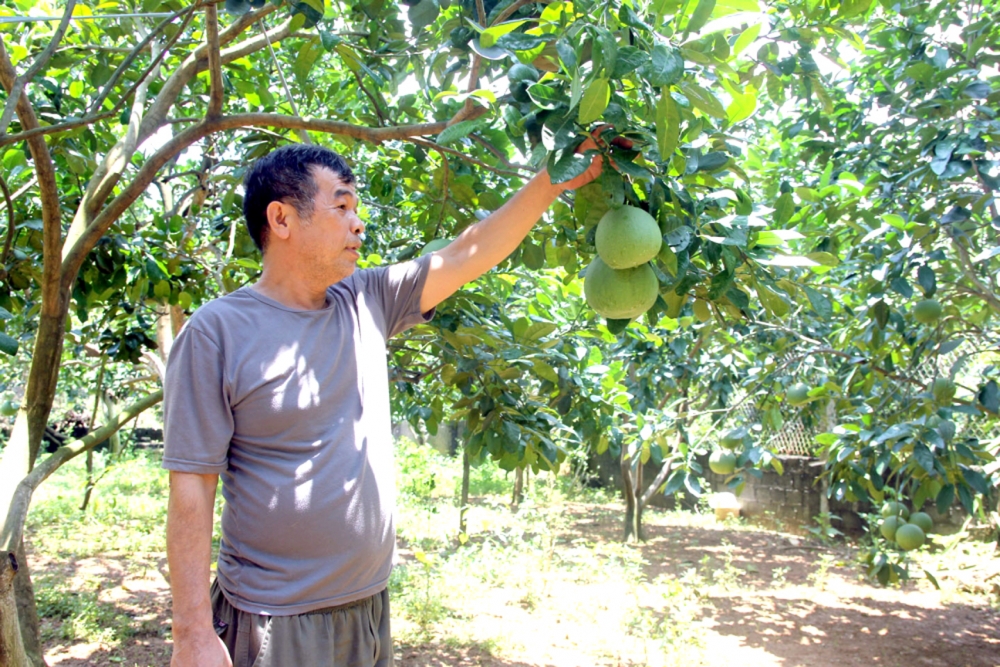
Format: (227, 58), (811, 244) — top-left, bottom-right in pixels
(708, 594), (1000, 667)
(396, 638), (551, 667)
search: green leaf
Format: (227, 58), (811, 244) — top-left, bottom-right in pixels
(611, 154), (653, 181)
(612, 46), (649, 78)
(757, 283), (789, 317)
(0, 332), (17, 356)
(755, 229), (803, 246)
(732, 23), (761, 58)
(526, 83), (562, 108)
(436, 119), (482, 145)
(962, 466), (990, 496)
(293, 38), (323, 83)
(656, 89), (679, 162)
(936, 483), (955, 515)
(0, 306), (13, 320)
(647, 45), (684, 87)
(679, 81), (726, 119)
(802, 285), (833, 319)
(480, 20), (529, 48)
(521, 241), (546, 270)
(496, 32), (549, 51)
(978, 380), (999, 414)
(547, 145), (593, 184)
(685, 0), (716, 34)
(917, 265), (937, 297)
(408, 0), (440, 32)
(578, 77), (610, 124)
(726, 85), (757, 124)
(912, 442), (935, 475)
(773, 192), (794, 226)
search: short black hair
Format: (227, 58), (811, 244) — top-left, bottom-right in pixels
(242, 144), (356, 252)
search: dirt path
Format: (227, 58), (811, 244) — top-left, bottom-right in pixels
(36, 503), (999, 667)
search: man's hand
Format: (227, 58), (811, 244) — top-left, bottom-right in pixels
(557, 127), (636, 191)
(171, 630), (232, 667)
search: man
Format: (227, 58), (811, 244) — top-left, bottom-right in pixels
(163, 140), (602, 667)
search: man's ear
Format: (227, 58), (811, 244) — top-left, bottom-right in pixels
(266, 201), (293, 242)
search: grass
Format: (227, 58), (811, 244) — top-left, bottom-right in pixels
(22, 436), (1000, 666)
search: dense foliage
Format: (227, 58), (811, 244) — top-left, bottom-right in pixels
(1, 0), (999, 659)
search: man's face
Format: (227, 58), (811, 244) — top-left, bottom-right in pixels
(294, 166), (365, 285)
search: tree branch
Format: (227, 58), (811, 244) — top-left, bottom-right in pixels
(89, 4), (201, 115)
(492, 0), (541, 25)
(0, 38), (62, 320)
(951, 228), (1000, 314)
(61, 109), (489, 285)
(409, 136), (529, 179)
(0, 0), (77, 136)
(0, 172), (14, 270)
(205, 2), (224, 118)
(0, 390), (163, 551)
(136, 3), (282, 147)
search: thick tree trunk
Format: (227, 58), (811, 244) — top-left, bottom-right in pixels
(0, 391), (162, 662)
(459, 448), (470, 535)
(13, 540), (42, 667)
(1, 551), (29, 667)
(621, 448), (643, 542)
(511, 467), (524, 511)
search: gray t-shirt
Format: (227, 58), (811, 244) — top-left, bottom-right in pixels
(162, 256), (433, 616)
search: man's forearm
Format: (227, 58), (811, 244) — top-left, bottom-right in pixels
(166, 471), (219, 639)
(420, 169), (564, 311)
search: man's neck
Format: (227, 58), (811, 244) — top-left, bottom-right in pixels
(252, 266), (332, 310)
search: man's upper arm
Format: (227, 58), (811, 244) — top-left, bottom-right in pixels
(162, 325), (234, 474)
(365, 255), (435, 338)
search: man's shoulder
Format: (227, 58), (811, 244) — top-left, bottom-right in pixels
(181, 289), (260, 340)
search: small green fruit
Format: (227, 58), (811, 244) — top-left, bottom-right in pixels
(909, 512), (933, 533)
(709, 450), (737, 475)
(879, 515), (903, 541)
(880, 501), (909, 520)
(0, 399), (17, 417)
(720, 428), (743, 450)
(931, 377), (956, 404)
(936, 419), (956, 442)
(895, 523), (925, 551)
(913, 298), (942, 324)
(786, 383), (811, 406)
(583, 256), (659, 320)
(508, 63), (540, 84)
(594, 206), (663, 269)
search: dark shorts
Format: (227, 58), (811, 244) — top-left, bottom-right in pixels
(210, 580), (394, 667)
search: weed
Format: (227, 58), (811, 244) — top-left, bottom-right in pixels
(35, 578), (134, 644)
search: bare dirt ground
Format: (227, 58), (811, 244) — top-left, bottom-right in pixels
(36, 502), (1000, 667)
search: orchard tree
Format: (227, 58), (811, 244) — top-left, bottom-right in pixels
(1, 0), (999, 663)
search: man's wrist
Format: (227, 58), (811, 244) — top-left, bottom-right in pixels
(535, 168), (567, 198)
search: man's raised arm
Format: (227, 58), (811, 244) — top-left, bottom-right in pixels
(419, 148), (603, 313)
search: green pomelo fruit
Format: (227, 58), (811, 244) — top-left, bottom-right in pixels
(595, 206), (662, 269)
(931, 377), (956, 404)
(895, 523), (925, 551)
(709, 450), (737, 475)
(420, 238), (451, 256)
(508, 63), (540, 84)
(909, 512), (933, 533)
(583, 257), (658, 320)
(914, 298), (942, 324)
(880, 501), (909, 520)
(720, 428), (743, 450)
(787, 383), (811, 406)
(879, 515), (903, 541)
(936, 419), (956, 442)
(0, 399), (17, 417)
